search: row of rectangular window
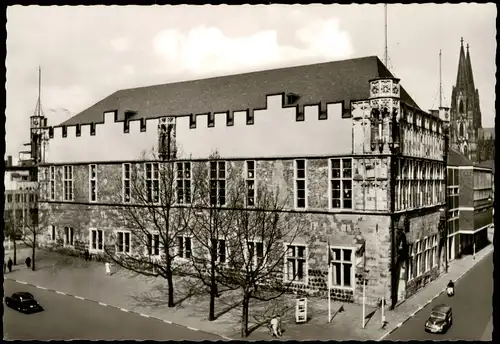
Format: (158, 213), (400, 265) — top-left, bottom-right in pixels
(395, 180), (446, 210)
(408, 234), (439, 281)
(398, 159), (445, 181)
(5, 193), (38, 203)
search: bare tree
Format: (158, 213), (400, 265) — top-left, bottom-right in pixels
(215, 168), (308, 337)
(4, 207), (22, 265)
(20, 183), (50, 271)
(104, 150), (198, 308)
(186, 151), (239, 321)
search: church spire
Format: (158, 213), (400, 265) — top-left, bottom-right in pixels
(465, 43), (476, 94)
(455, 36), (469, 92)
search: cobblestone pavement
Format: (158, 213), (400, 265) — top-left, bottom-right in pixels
(3, 244), (493, 340)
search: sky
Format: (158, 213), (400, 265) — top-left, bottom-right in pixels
(5, 4), (497, 162)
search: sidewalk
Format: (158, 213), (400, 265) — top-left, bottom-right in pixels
(3, 244), (493, 340)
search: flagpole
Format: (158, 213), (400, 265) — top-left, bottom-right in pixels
(327, 240), (332, 323)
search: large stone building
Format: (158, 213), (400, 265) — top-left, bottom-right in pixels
(34, 56), (450, 307)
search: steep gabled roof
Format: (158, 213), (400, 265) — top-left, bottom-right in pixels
(61, 56), (421, 126)
(448, 147), (473, 166)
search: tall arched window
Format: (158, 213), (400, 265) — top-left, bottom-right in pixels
(463, 145), (468, 157)
(459, 122), (464, 137)
(459, 100), (464, 113)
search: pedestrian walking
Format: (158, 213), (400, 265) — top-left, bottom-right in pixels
(105, 262), (111, 276)
(7, 257), (13, 273)
(25, 256), (32, 268)
(269, 315), (282, 337)
(84, 249), (90, 262)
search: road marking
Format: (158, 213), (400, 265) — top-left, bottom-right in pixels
(163, 320), (172, 324)
(120, 308), (129, 312)
(378, 249), (493, 341)
(140, 313), (150, 318)
(36, 286), (47, 290)
(187, 326), (199, 331)
(56, 291), (66, 295)
(17, 281), (28, 285)
(74, 296), (85, 300)
(98, 302), (108, 307)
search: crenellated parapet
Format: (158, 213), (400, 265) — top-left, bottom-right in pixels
(43, 93), (353, 163)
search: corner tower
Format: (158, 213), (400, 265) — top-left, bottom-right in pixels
(450, 38), (482, 162)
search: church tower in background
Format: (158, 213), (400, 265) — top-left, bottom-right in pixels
(450, 37), (483, 162)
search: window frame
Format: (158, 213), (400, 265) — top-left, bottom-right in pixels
(176, 162), (192, 205)
(284, 243), (308, 284)
(294, 159), (308, 209)
(49, 166), (55, 200)
(329, 158), (353, 210)
(145, 232), (161, 258)
(122, 163), (131, 203)
(245, 160), (257, 207)
(209, 161), (227, 207)
(176, 235), (193, 260)
(64, 226), (74, 247)
(63, 165), (74, 201)
(89, 228), (104, 253)
(328, 246), (354, 289)
(145, 162), (160, 204)
(245, 240), (265, 269)
(115, 230), (131, 254)
(211, 238), (228, 264)
(89, 164), (97, 203)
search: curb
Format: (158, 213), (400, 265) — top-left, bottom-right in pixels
(5, 278), (233, 341)
(377, 248), (493, 341)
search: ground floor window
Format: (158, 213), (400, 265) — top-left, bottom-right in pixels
(285, 244), (307, 283)
(330, 247), (353, 288)
(146, 233), (160, 257)
(211, 238), (227, 263)
(116, 231), (131, 254)
(415, 241), (423, 277)
(177, 236), (192, 259)
(50, 225), (56, 241)
(64, 227), (74, 246)
(431, 235), (438, 268)
(407, 243), (415, 281)
(90, 228), (103, 251)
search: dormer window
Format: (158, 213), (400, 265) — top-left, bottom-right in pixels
(246, 109), (254, 125)
(208, 113), (215, 128)
(226, 111), (234, 126)
(287, 93), (300, 105)
(189, 114), (196, 129)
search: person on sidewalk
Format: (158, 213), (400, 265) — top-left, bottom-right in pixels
(84, 249), (90, 262)
(105, 262), (111, 276)
(7, 257), (13, 273)
(25, 256), (32, 268)
(270, 315), (282, 337)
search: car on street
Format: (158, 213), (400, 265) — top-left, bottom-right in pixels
(5, 292), (44, 314)
(425, 304), (452, 334)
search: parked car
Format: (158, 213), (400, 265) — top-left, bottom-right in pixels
(425, 304), (452, 333)
(5, 292), (44, 314)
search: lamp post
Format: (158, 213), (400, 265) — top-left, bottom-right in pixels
(362, 269), (370, 329)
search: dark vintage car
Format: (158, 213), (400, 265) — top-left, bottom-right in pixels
(5, 292), (44, 314)
(425, 304), (452, 333)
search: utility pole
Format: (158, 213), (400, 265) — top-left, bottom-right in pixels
(384, 4), (388, 67)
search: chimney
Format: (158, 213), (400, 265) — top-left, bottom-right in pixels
(7, 155), (12, 167)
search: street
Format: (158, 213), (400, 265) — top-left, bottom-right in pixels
(3, 280), (224, 340)
(385, 251), (493, 341)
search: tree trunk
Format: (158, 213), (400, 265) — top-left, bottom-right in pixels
(13, 239), (17, 265)
(241, 292), (250, 338)
(32, 244), (36, 271)
(208, 260), (216, 321)
(166, 262), (175, 308)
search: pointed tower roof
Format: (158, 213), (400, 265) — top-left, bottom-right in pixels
(455, 37), (470, 93)
(465, 44), (476, 94)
